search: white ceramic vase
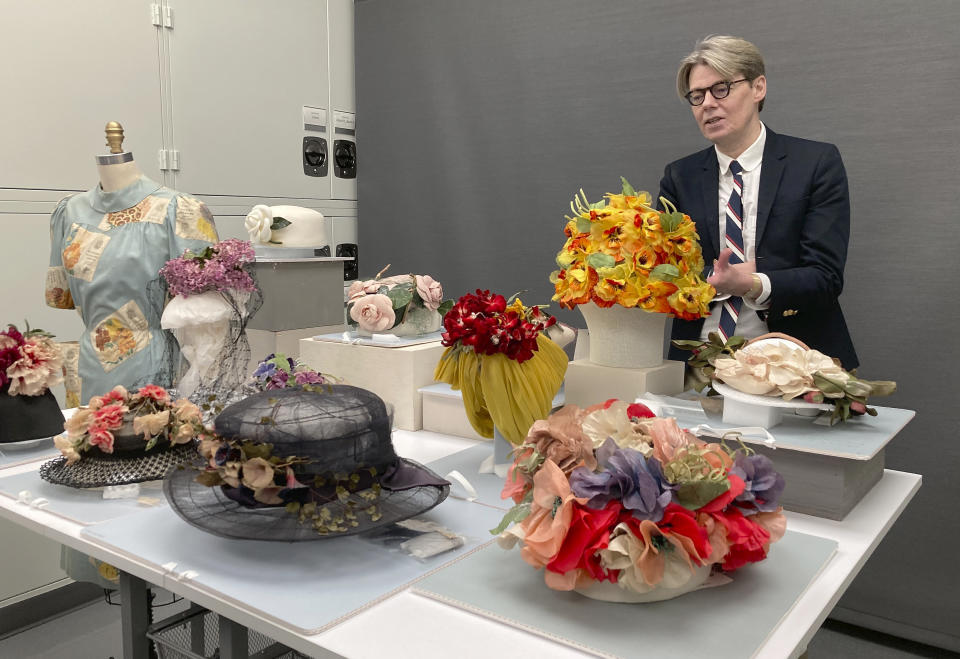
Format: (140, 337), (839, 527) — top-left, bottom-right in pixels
(578, 302), (667, 369)
(358, 306), (441, 337)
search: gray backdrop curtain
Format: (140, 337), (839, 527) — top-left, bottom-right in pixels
(356, 0), (960, 648)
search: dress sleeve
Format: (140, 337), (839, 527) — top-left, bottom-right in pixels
(168, 194), (220, 258)
(45, 197), (76, 309)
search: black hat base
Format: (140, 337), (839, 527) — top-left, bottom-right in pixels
(0, 391), (65, 444)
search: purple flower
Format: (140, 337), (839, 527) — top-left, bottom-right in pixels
(252, 357), (277, 379)
(731, 453), (785, 513)
(569, 438), (672, 522)
(160, 239), (257, 297)
(294, 370), (326, 385)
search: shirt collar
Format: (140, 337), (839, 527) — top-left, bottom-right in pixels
(88, 175), (163, 213)
(715, 122), (766, 175)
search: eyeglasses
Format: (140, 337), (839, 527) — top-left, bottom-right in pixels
(684, 79), (750, 106)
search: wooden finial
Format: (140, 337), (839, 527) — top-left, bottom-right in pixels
(105, 121), (125, 154)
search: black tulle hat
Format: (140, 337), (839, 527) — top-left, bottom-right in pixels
(164, 386), (450, 541)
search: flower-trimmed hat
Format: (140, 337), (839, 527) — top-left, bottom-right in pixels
(164, 385), (450, 541)
(0, 323), (65, 444)
(39, 385), (204, 488)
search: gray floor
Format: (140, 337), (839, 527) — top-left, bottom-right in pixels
(0, 593), (955, 659)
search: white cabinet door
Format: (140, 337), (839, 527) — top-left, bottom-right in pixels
(0, 519), (66, 606)
(0, 0), (163, 191)
(167, 0), (332, 199)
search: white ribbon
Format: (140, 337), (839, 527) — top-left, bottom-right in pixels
(444, 470), (478, 502)
(688, 423), (777, 448)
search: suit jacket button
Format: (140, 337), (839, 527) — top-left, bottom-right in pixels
(783, 309), (798, 317)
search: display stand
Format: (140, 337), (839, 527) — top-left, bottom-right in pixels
(420, 383), (486, 440)
(640, 396), (914, 520)
(246, 256), (350, 332)
(299, 336), (445, 430)
(563, 358), (685, 407)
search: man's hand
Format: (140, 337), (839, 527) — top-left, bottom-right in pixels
(708, 249), (756, 297)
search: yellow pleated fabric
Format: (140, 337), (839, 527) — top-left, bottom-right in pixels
(433, 335), (568, 445)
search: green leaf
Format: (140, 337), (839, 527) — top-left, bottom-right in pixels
(285, 502), (301, 514)
(576, 216), (592, 234)
(675, 479), (730, 510)
(620, 176), (637, 196)
(586, 252), (616, 269)
(489, 502), (532, 535)
(385, 286), (413, 309)
(144, 436), (158, 451)
(270, 216), (292, 230)
(649, 264), (680, 281)
(195, 471), (224, 487)
(241, 441), (273, 460)
(436, 299), (454, 317)
(659, 211), (684, 233)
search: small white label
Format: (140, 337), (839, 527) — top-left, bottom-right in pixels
(303, 105), (327, 131)
(333, 110), (356, 131)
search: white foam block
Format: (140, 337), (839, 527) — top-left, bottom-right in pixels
(299, 338), (446, 430)
(563, 359), (684, 407)
(419, 383), (487, 441)
(248, 325), (346, 362)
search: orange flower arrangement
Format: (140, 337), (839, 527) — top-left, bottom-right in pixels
(550, 178), (715, 320)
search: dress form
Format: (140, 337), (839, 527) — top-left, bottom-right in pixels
(95, 121), (142, 192)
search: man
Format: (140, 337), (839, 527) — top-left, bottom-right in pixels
(659, 35), (858, 369)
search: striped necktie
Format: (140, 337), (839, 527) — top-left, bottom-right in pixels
(717, 160), (744, 342)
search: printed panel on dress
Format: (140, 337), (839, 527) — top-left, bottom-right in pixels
(45, 266), (75, 309)
(97, 196), (171, 231)
(175, 196), (218, 242)
(59, 341), (81, 408)
(61, 224), (110, 282)
(90, 300), (152, 373)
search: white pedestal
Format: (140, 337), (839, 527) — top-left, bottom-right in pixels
(299, 337), (446, 430)
(248, 324), (345, 362)
(420, 383), (487, 441)
(563, 359), (685, 407)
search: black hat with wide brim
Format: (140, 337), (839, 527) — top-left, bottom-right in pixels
(163, 386), (450, 541)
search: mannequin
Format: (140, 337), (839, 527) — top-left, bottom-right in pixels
(46, 122), (219, 405)
(95, 121), (142, 192)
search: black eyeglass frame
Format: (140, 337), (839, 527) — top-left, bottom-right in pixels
(684, 78), (751, 106)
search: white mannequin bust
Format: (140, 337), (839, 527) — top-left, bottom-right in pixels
(95, 121), (143, 192)
(96, 153), (142, 192)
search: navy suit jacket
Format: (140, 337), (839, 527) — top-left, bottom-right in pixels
(658, 127), (859, 369)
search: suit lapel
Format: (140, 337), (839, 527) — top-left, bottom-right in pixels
(698, 148), (720, 256)
(757, 128), (786, 248)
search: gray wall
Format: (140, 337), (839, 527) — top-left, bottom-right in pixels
(356, 0), (960, 648)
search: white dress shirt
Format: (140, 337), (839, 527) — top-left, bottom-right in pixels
(699, 122), (772, 341)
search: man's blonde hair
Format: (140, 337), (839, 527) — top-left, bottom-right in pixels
(677, 35), (766, 112)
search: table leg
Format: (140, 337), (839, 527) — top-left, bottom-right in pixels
(119, 572), (151, 659)
(218, 614), (249, 659)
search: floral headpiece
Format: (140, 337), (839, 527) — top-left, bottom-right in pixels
(551, 178), (714, 319)
(495, 400), (786, 595)
(251, 353), (336, 391)
(673, 332), (896, 423)
(434, 291), (568, 445)
(346, 266), (453, 333)
(159, 239), (257, 298)
(54, 385), (205, 464)
(0, 323), (63, 397)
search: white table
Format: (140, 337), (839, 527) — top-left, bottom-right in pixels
(0, 429), (921, 659)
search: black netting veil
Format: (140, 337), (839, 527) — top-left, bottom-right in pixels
(145, 265), (263, 405)
(164, 386), (450, 541)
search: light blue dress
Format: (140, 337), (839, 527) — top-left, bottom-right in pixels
(46, 176), (219, 404)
